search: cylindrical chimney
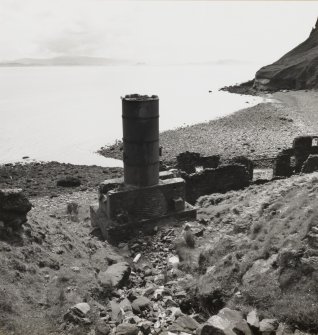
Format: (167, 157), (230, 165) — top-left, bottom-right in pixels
(122, 94), (160, 187)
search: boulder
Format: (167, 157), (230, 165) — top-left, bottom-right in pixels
(207, 315), (231, 330)
(259, 319), (279, 334)
(72, 302), (90, 316)
(98, 262), (131, 289)
(206, 308), (252, 335)
(115, 323), (139, 335)
(0, 189), (32, 230)
(95, 320), (111, 335)
(131, 296), (152, 314)
(197, 323), (229, 335)
(246, 310), (259, 329)
(64, 302), (92, 325)
(119, 298), (132, 313)
(139, 321), (153, 335)
(169, 315), (199, 333)
(242, 254), (278, 285)
(57, 176), (81, 187)
(275, 323), (293, 335)
(109, 300), (123, 323)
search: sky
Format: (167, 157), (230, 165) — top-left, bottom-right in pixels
(0, 0), (318, 65)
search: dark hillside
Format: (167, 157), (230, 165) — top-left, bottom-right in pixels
(254, 18), (318, 91)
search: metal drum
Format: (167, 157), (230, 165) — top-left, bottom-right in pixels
(122, 94), (160, 187)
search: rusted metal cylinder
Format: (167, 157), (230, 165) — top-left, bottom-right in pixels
(122, 94), (159, 187)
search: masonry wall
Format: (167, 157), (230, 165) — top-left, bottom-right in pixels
(106, 178), (186, 220)
(182, 164), (250, 204)
(176, 151), (220, 174)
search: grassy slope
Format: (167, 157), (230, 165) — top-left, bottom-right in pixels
(193, 172), (318, 331)
(0, 190), (121, 335)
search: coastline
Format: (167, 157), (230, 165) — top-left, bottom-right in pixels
(0, 161), (122, 198)
(99, 89), (317, 167)
(2, 89), (317, 198)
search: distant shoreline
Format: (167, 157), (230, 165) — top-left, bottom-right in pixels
(2, 90), (316, 198)
(99, 89), (318, 167)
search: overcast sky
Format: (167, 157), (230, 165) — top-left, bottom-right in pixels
(0, 0), (318, 64)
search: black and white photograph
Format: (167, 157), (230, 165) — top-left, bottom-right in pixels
(1, 1), (318, 334)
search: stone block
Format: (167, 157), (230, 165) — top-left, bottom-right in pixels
(173, 197), (185, 211)
(106, 178), (186, 220)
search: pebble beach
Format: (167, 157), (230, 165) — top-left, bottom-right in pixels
(100, 90), (318, 167)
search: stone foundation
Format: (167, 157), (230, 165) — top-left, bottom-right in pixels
(91, 175), (196, 244)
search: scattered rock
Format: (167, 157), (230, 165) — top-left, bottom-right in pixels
(242, 254), (278, 285)
(139, 321), (153, 335)
(131, 296), (152, 314)
(109, 300), (124, 323)
(64, 302), (91, 325)
(275, 323), (293, 335)
(120, 298), (132, 313)
(259, 318), (279, 333)
(197, 323), (227, 335)
(169, 315), (199, 333)
(115, 323), (139, 335)
(106, 251), (125, 265)
(72, 302), (90, 316)
(246, 310), (259, 329)
(168, 256), (180, 266)
(208, 308), (252, 335)
(98, 262), (131, 289)
(95, 319), (111, 335)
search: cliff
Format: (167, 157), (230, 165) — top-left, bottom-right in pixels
(254, 18), (318, 91)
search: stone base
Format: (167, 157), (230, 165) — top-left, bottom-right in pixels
(91, 176), (197, 244)
(90, 202), (196, 244)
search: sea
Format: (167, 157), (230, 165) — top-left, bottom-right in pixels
(0, 63), (266, 167)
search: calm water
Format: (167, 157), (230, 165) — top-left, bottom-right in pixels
(0, 64), (265, 167)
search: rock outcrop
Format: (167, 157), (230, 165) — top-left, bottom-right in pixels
(254, 18), (318, 91)
(0, 188), (32, 232)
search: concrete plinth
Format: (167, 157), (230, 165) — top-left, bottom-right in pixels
(91, 176), (196, 244)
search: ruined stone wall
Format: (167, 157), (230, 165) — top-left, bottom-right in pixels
(221, 156), (254, 181)
(301, 154), (318, 173)
(273, 137), (318, 177)
(273, 148), (294, 178)
(182, 164), (250, 204)
(176, 151), (220, 174)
